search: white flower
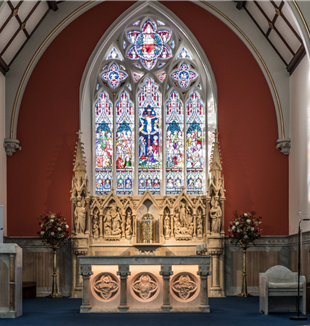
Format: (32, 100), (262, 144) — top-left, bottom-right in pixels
(244, 235), (248, 239)
(251, 227), (254, 231)
(244, 213), (248, 217)
(57, 227), (61, 231)
(235, 222), (239, 226)
(232, 226), (236, 230)
(41, 223), (44, 227)
(259, 221), (262, 224)
(65, 225), (69, 229)
(40, 231), (45, 235)
(246, 219), (251, 224)
(237, 229), (241, 233)
(51, 232), (55, 236)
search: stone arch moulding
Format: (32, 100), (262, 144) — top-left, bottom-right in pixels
(193, 1), (293, 155)
(79, 1), (218, 193)
(6, 0), (308, 156)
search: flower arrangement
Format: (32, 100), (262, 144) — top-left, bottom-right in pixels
(228, 210), (262, 247)
(37, 213), (69, 246)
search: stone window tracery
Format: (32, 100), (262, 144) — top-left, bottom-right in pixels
(94, 15), (216, 196)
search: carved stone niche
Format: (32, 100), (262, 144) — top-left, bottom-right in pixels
(174, 200), (194, 241)
(136, 200), (159, 243)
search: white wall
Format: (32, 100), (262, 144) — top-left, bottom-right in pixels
(0, 73), (6, 236)
(289, 57), (310, 234)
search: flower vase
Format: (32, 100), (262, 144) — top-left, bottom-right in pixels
(46, 245), (63, 298)
(236, 242), (252, 297)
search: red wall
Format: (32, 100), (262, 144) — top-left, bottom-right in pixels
(7, 1), (288, 236)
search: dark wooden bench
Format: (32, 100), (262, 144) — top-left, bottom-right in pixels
(22, 281), (36, 299)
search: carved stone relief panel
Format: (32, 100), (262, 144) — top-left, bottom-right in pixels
(174, 201), (194, 241)
(93, 272), (119, 301)
(171, 272), (199, 302)
(130, 272), (159, 302)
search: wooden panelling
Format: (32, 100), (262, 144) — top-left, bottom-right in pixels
(22, 252), (66, 288)
(231, 250), (280, 287)
(289, 249), (309, 280)
(0, 259), (9, 307)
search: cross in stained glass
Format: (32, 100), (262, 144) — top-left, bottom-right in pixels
(101, 63), (128, 89)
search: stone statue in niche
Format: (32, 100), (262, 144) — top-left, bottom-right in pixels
(174, 202), (193, 240)
(92, 210), (99, 239)
(125, 210), (132, 238)
(197, 210), (203, 238)
(104, 203), (122, 240)
(210, 198), (222, 234)
(74, 200), (86, 234)
(164, 212), (171, 238)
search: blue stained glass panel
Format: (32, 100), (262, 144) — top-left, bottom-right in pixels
(106, 47), (124, 61)
(138, 77), (162, 195)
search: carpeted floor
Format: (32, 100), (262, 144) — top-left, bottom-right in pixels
(2, 297), (310, 326)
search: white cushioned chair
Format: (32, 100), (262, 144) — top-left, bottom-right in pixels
(259, 265), (306, 315)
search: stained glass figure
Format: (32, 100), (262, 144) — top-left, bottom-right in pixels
(157, 20), (165, 26)
(133, 71), (144, 83)
(95, 90), (113, 195)
(133, 63), (142, 69)
(176, 47), (192, 60)
(157, 71), (166, 83)
(127, 83), (132, 91)
(106, 46), (124, 61)
(123, 41), (127, 49)
(115, 91), (134, 195)
(186, 91), (205, 195)
(101, 63), (128, 89)
(171, 62), (198, 89)
(133, 20), (140, 26)
(138, 77), (161, 195)
(158, 62), (165, 68)
(166, 90), (184, 194)
(126, 20), (172, 70)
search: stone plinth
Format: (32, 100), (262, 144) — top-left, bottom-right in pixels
(0, 244), (22, 318)
(79, 255), (211, 313)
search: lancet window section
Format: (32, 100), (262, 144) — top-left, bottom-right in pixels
(138, 77), (162, 195)
(95, 90), (113, 194)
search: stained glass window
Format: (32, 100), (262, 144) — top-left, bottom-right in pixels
(186, 91), (205, 195)
(116, 91), (134, 195)
(166, 90), (184, 195)
(138, 77), (161, 195)
(95, 90), (113, 195)
(93, 15), (215, 196)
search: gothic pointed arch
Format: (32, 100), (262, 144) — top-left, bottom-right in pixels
(80, 1), (218, 196)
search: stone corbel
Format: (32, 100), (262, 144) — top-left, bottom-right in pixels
(4, 138), (21, 156)
(276, 138), (291, 155)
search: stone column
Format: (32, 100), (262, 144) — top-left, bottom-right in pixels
(99, 214), (103, 238)
(159, 214), (163, 238)
(79, 266), (93, 312)
(122, 214), (126, 238)
(9, 255), (15, 311)
(71, 200), (76, 235)
(210, 250), (222, 290)
(85, 199), (90, 235)
(197, 266), (211, 312)
(117, 265), (131, 311)
(170, 214), (174, 238)
(193, 214), (197, 238)
(160, 265), (173, 312)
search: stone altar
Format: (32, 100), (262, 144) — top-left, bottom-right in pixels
(79, 255), (211, 312)
(70, 131), (225, 298)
